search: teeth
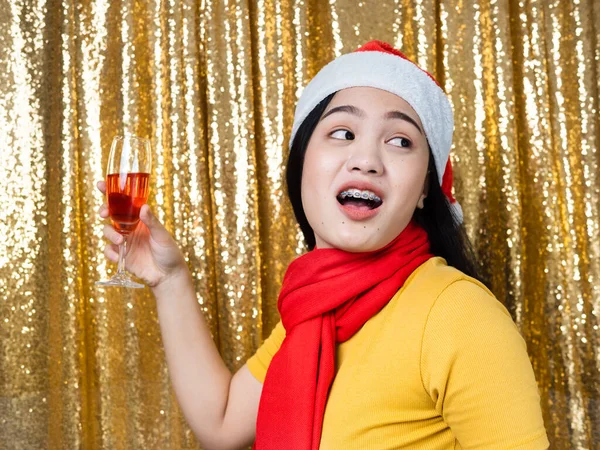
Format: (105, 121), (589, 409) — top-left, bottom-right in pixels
(340, 189), (381, 203)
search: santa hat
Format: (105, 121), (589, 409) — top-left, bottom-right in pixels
(289, 40), (463, 224)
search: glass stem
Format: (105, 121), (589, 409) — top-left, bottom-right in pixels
(117, 236), (128, 275)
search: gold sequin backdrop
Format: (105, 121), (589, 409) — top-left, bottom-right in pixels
(1, 0), (599, 448)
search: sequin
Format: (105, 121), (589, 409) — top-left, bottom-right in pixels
(0, 0), (597, 448)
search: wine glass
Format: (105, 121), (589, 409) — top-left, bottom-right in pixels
(96, 135), (152, 289)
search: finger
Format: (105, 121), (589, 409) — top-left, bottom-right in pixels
(104, 244), (119, 263)
(99, 204), (109, 218)
(97, 180), (106, 194)
(103, 224), (123, 245)
(139, 205), (172, 242)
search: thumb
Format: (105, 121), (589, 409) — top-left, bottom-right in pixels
(139, 205), (172, 242)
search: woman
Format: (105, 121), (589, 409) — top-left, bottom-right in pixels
(98, 41), (549, 449)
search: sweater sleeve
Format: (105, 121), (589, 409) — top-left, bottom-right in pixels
(246, 321), (286, 383)
(420, 280), (549, 449)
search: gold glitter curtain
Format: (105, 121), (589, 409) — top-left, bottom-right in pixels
(0, 0), (598, 448)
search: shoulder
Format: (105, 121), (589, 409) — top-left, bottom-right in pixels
(404, 257), (490, 295)
(417, 265), (548, 448)
(408, 257), (508, 326)
(425, 276), (517, 342)
(419, 265), (533, 394)
(411, 258), (526, 362)
(373, 257), (514, 356)
(400, 257), (500, 318)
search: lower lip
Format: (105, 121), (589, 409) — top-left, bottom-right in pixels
(337, 202), (382, 221)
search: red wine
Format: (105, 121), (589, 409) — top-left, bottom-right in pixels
(106, 172), (150, 235)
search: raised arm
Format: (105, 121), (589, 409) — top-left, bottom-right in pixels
(152, 270), (262, 450)
(98, 181), (262, 450)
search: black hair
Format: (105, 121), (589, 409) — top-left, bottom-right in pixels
(285, 93), (486, 285)
(413, 159), (486, 284)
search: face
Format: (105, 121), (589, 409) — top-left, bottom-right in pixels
(301, 87), (430, 252)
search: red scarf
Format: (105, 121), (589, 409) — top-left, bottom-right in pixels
(254, 220), (433, 449)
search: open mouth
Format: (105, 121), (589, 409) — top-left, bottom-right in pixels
(336, 189), (383, 210)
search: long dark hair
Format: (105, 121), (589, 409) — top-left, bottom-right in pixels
(285, 93), (486, 284)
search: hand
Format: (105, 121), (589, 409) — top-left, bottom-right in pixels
(97, 181), (188, 287)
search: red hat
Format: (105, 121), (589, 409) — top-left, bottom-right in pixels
(290, 40), (462, 223)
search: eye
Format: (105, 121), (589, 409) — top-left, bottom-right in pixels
(387, 136), (412, 148)
(330, 129), (355, 140)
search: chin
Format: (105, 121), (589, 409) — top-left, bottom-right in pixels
(327, 233), (384, 253)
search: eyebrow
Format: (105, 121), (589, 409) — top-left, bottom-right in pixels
(383, 110), (424, 135)
(320, 105), (424, 136)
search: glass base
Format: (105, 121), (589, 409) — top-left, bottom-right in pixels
(96, 272), (145, 289)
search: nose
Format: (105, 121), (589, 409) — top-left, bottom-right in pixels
(345, 144), (384, 175)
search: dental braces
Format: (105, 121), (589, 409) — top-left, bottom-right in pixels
(339, 190), (381, 203)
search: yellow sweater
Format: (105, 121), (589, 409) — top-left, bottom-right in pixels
(247, 257), (549, 449)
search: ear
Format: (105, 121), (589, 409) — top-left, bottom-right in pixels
(417, 171), (430, 209)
